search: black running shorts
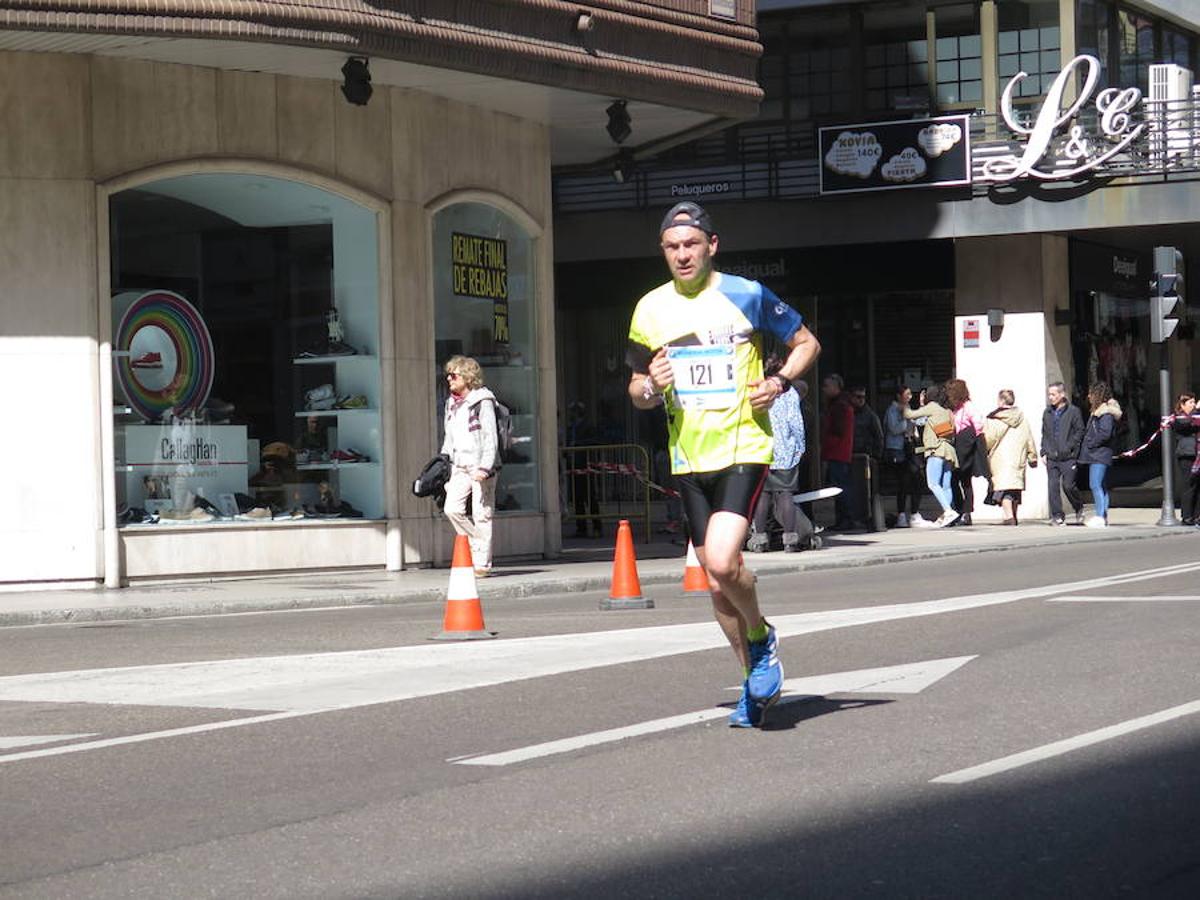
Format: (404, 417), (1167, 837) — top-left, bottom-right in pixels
(677, 464), (768, 547)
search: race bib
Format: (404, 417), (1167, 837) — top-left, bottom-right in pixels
(667, 345), (737, 410)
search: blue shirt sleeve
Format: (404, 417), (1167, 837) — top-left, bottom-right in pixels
(718, 274), (803, 344)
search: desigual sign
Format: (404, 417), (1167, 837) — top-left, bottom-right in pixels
(977, 54), (1145, 183)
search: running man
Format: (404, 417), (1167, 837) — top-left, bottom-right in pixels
(627, 201), (821, 727)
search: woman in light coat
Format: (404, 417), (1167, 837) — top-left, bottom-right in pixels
(903, 384), (959, 527)
(983, 389), (1038, 525)
(441, 355), (499, 575)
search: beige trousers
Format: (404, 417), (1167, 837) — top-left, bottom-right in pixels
(443, 467), (496, 570)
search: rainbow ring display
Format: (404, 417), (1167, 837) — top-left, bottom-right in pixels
(115, 291), (214, 422)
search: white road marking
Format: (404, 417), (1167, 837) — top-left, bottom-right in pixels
(1047, 595), (1200, 603)
(0, 561), (1195, 764)
(776, 656), (976, 697)
(0, 714), (305, 764)
(0, 734), (98, 750)
(932, 700), (1200, 784)
(455, 657), (975, 766)
(456, 709), (732, 766)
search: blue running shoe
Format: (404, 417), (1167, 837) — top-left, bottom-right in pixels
(747, 622), (783, 703)
(728, 680), (762, 728)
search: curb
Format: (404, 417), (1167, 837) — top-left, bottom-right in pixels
(1, 527), (1191, 628)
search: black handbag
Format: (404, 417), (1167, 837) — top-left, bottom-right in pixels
(412, 454), (452, 500)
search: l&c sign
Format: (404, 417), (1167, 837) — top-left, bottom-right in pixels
(978, 54), (1145, 183)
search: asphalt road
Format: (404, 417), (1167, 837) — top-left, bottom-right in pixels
(2, 539), (1200, 899)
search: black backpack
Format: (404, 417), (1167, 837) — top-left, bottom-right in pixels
(491, 397), (514, 464)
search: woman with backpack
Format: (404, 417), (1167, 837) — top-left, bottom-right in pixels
(441, 355), (500, 576)
(1079, 381), (1123, 528)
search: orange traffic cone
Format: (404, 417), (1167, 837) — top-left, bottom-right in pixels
(431, 534), (496, 640)
(682, 541), (709, 595)
(600, 519), (654, 610)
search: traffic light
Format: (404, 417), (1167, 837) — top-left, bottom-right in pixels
(1151, 245), (1185, 343)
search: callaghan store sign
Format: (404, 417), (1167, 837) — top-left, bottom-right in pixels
(820, 54), (1171, 195)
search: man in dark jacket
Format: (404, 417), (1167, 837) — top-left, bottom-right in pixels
(1041, 381), (1084, 525)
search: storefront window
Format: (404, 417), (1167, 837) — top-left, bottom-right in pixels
(110, 174), (383, 526)
(1077, 0), (1113, 88)
(998, 0), (1061, 98)
(432, 202), (539, 513)
(1070, 240), (1152, 448)
(864, 1), (929, 112)
(934, 3), (983, 106)
(758, 10), (852, 121)
(1117, 8), (1156, 92)
(1163, 27), (1193, 70)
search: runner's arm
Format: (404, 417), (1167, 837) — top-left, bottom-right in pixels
(748, 324), (821, 410)
(628, 347), (672, 410)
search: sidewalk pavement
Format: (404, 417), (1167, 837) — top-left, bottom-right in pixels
(2, 508), (1194, 627)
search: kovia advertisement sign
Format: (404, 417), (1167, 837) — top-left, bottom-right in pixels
(819, 115), (971, 195)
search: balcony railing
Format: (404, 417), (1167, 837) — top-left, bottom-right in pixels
(553, 99), (1200, 214)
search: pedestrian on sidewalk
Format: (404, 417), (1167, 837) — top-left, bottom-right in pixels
(441, 355), (499, 576)
(1168, 391), (1199, 525)
(904, 384), (959, 527)
(1080, 381), (1122, 528)
(984, 389), (1038, 525)
(749, 354), (808, 552)
(1041, 381), (1084, 525)
(883, 384), (921, 528)
(627, 200), (821, 728)
(946, 378), (987, 526)
(821, 373), (855, 530)
(565, 400), (603, 538)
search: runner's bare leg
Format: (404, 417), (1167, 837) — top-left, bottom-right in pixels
(695, 510), (763, 672)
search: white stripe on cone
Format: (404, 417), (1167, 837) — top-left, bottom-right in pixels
(686, 542), (701, 568)
(447, 566), (478, 600)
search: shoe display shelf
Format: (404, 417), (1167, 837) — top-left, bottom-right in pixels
(290, 347), (383, 519)
(292, 353), (378, 366)
(482, 364), (539, 514)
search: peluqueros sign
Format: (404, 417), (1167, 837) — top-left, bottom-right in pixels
(977, 54), (1145, 182)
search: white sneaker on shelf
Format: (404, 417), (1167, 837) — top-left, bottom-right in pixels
(1084, 516), (1108, 528)
(895, 513), (910, 528)
(934, 510), (960, 528)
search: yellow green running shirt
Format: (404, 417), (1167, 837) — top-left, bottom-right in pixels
(627, 273), (804, 475)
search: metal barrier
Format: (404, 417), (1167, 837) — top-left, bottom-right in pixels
(560, 443), (652, 541)
(852, 453), (887, 533)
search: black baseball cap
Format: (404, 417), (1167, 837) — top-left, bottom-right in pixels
(659, 201), (715, 237)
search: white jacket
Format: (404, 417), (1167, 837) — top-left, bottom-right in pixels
(441, 387), (499, 473)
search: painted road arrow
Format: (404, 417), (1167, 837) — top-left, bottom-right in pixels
(452, 656), (976, 767)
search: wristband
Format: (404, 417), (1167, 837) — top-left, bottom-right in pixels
(771, 375), (789, 394)
(641, 375), (661, 402)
